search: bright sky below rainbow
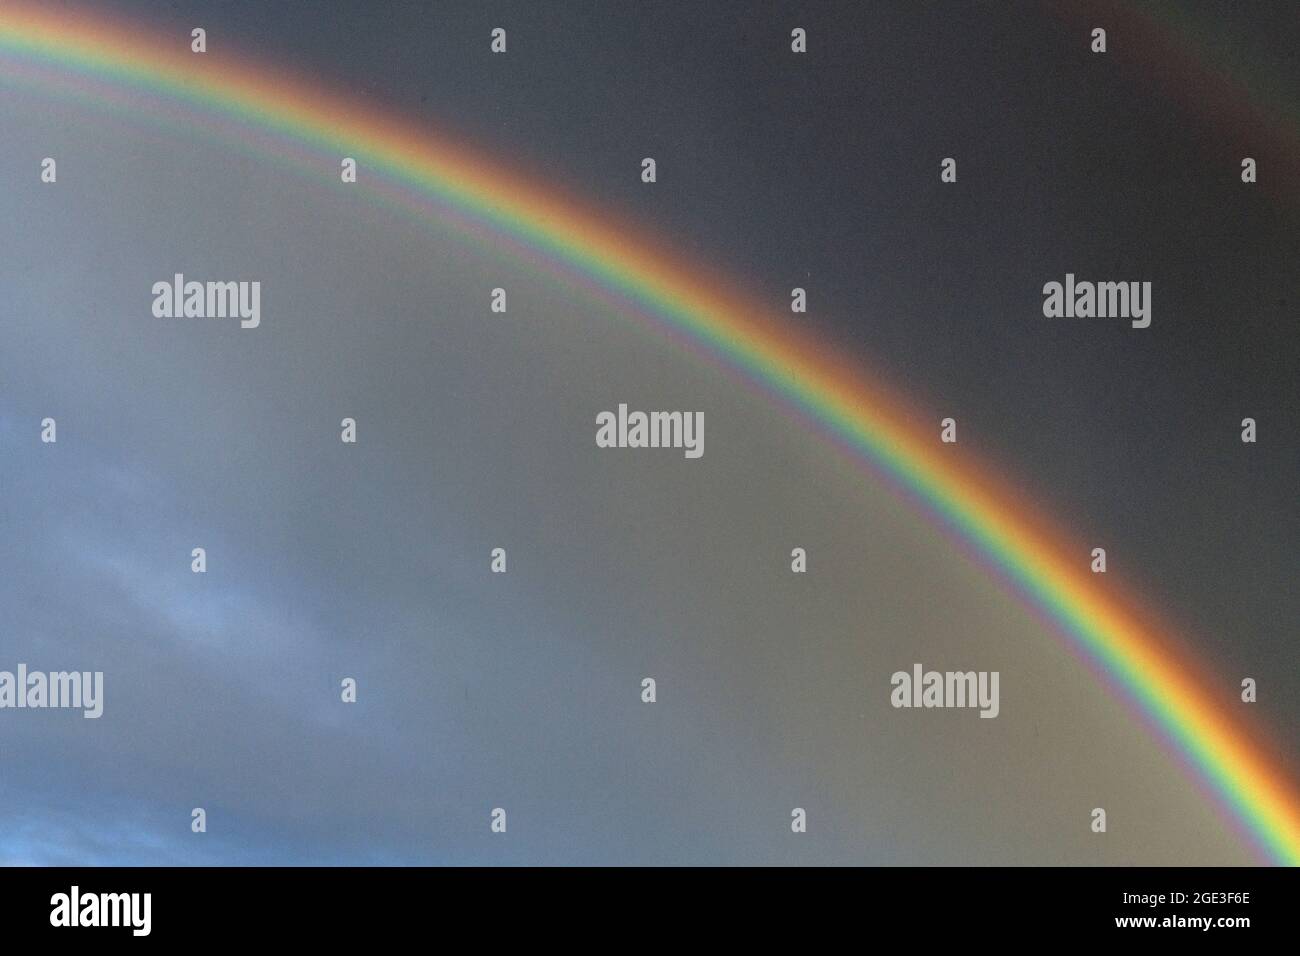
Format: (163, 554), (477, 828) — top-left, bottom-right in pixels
(1, 2), (1296, 864)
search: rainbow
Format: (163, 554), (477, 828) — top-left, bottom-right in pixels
(2, 2), (1296, 863)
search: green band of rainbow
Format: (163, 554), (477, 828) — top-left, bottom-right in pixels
(2, 2), (1296, 863)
